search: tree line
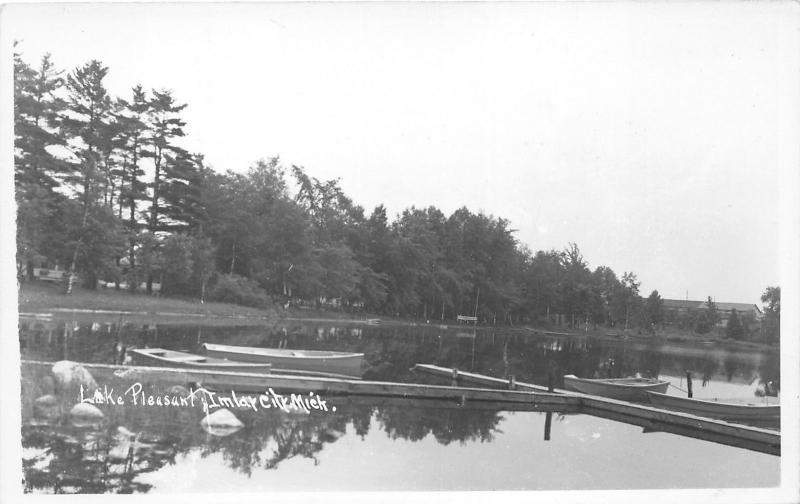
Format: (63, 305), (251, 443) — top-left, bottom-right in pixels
(13, 47), (781, 339)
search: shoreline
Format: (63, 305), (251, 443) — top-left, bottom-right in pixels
(18, 282), (778, 352)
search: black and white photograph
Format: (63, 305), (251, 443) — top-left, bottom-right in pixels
(1, 2), (799, 502)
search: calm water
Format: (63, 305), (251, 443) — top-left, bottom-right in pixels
(19, 317), (781, 492)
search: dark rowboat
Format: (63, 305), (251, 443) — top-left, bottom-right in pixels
(562, 374), (669, 401)
(202, 343), (364, 377)
(128, 348), (272, 373)
(646, 391), (780, 421)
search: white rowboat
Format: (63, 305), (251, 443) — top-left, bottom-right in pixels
(203, 343), (364, 377)
(129, 347), (273, 373)
(646, 391), (780, 421)
(562, 374), (669, 401)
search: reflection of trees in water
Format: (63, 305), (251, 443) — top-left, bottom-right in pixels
(18, 319), (782, 492)
(20, 320), (779, 390)
(200, 406), (369, 476)
(755, 353), (780, 395)
(21, 422), (182, 494)
(22, 393), (505, 491)
(375, 406), (501, 446)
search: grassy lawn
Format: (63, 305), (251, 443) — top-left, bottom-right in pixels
(17, 281), (376, 326)
(18, 281), (281, 319)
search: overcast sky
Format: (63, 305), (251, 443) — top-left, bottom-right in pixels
(5, 2), (798, 305)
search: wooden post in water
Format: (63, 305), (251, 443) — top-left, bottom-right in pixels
(686, 371), (693, 398)
(508, 375), (516, 390)
(544, 412), (553, 441)
(451, 368), (459, 387)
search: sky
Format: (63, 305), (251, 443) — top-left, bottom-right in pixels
(4, 1), (799, 305)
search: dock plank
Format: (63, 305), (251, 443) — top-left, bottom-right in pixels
(412, 364), (780, 456)
(22, 360), (557, 405)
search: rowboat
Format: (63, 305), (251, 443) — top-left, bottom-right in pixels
(646, 391), (780, 421)
(202, 343), (364, 377)
(562, 374), (669, 401)
(128, 348), (273, 373)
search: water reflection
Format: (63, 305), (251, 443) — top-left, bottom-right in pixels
(19, 318), (781, 397)
(22, 359), (551, 492)
(19, 317), (782, 493)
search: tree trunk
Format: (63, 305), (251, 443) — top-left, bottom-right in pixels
(65, 171), (92, 295)
(625, 304), (630, 331)
(229, 238), (236, 275)
(150, 147), (161, 232)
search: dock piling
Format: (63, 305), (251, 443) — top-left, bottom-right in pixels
(686, 371), (693, 398)
(544, 411), (553, 441)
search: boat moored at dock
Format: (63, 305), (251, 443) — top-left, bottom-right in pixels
(128, 348), (273, 373)
(646, 391), (780, 421)
(562, 374), (669, 401)
(202, 343), (364, 377)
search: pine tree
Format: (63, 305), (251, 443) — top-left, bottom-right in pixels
(61, 60), (117, 290)
(115, 85), (151, 226)
(160, 150), (207, 232)
(146, 89), (187, 233)
(114, 85), (153, 279)
(14, 48), (69, 191)
(14, 45), (70, 279)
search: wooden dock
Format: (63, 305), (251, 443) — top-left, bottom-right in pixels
(24, 359), (779, 455)
(412, 364), (780, 456)
(22, 360), (571, 407)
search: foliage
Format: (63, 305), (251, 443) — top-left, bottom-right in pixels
(694, 296), (721, 335)
(760, 286), (780, 316)
(725, 309), (746, 341)
(206, 273), (270, 308)
(761, 286), (780, 344)
(643, 290), (664, 332)
(11, 47), (777, 343)
(160, 233), (216, 297)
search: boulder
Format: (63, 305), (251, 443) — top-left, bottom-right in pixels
(70, 402), (104, 419)
(34, 394), (58, 406)
(69, 403), (104, 427)
(52, 361), (98, 392)
(200, 408), (244, 437)
(33, 394), (60, 420)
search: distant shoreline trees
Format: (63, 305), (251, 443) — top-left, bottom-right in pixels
(760, 286), (780, 344)
(13, 46), (779, 343)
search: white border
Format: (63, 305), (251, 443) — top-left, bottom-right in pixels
(1, 2), (798, 504)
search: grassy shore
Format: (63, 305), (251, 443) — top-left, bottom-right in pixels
(17, 282), (383, 326)
(19, 281), (279, 316)
(16, 282), (779, 351)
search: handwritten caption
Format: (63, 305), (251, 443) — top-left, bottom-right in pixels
(79, 383), (337, 414)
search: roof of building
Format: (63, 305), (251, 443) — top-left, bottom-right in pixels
(700, 301), (762, 314)
(662, 299), (704, 310)
(662, 299), (762, 314)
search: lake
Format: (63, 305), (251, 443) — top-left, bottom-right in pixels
(18, 316), (781, 492)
